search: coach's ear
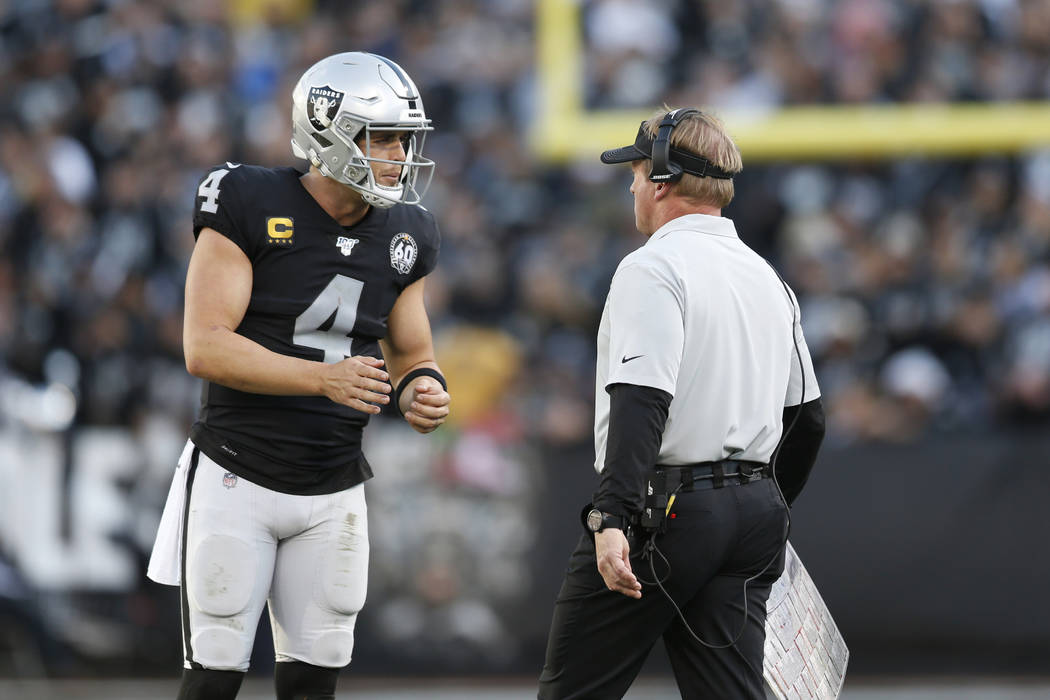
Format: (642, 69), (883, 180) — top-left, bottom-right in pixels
(653, 182), (672, 201)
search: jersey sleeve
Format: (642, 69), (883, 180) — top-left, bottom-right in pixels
(409, 206), (441, 284)
(785, 286), (821, 406)
(603, 260), (684, 396)
(192, 164), (255, 259)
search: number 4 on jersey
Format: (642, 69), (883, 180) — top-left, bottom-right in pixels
(196, 162), (240, 213)
(293, 275), (364, 363)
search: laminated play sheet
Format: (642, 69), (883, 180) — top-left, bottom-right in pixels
(763, 542), (849, 699)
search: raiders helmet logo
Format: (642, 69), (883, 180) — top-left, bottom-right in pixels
(307, 85), (344, 131)
(389, 232), (418, 274)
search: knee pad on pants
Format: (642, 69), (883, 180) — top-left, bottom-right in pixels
(307, 626), (356, 669)
(189, 626), (250, 671)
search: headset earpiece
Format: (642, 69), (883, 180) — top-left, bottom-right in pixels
(649, 108), (700, 183)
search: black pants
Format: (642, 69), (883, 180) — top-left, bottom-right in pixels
(538, 478), (788, 700)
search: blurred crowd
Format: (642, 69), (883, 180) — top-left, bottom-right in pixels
(2, 0), (1049, 447)
(2, 0), (1050, 674)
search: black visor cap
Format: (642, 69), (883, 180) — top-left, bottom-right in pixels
(599, 121), (734, 180)
(600, 123), (652, 165)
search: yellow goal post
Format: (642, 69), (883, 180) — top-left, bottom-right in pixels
(531, 0), (1050, 162)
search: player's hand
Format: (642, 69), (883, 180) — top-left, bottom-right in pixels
(321, 356), (390, 414)
(402, 376), (450, 434)
(594, 529), (641, 599)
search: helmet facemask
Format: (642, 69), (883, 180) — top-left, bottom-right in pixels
(334, 115), (435, 209)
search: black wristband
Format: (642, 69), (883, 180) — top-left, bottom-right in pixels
(394, 367), (447, 417)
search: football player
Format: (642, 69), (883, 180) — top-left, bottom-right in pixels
(147, 52), (450, 700)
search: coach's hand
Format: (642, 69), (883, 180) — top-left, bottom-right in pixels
(321, 356), (391, 414)
(401, 376), (450, 434)
(595, 529), (641, 599)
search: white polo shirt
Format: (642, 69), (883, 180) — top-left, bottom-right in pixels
(594, 213), (820, 473)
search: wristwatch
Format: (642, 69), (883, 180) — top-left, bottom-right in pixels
(586, 508), (630, 533)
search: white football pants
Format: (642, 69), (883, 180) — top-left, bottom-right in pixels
(172, 446), (369, 671)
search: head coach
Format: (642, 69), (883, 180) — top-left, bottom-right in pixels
(537, 108), (826, 699)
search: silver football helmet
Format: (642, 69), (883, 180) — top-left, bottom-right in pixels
(291, 52), (434, 208)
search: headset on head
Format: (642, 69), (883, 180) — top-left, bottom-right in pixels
(649, 108), (701, 184)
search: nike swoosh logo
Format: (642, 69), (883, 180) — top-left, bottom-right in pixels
(621, 354), (644, 363)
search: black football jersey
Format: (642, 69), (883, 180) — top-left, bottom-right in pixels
(188, 163), (440, 495)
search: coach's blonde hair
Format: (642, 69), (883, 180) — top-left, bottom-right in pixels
(642, 108), (742, 208)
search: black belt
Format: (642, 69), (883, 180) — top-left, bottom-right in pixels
(655, 460), (770, 492)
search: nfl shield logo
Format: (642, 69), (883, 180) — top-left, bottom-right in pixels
(307, 85), (344, 131)
(222, 472), (238, 489)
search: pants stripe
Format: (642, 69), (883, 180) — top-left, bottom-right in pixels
(180, 447), (202, 669)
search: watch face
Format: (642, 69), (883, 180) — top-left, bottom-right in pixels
(586, 508), (603, 532)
